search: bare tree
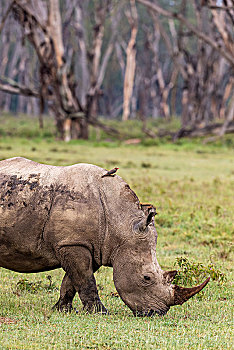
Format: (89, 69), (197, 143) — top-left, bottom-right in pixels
(122, 0), (138, 121)
(137, 0), (234, 134)
(137, 0), (234, 66)
(5, 0), (84, 140)
(0, 0), (120, 140)
(0, 0), (233, 140)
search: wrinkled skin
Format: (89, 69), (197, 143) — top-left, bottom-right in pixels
(0, 157), (209, 316)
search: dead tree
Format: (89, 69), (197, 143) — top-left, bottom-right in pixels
(137, 0), (234, 66)
(143, 13), (179, 120)
(73, 0), (120, 135)
(122, 0), (138, 121)
(0, 0), (40, 122)
(137, 0), (234, 134)
(0, 0), (119, 140)
(2, 0), (83, 141)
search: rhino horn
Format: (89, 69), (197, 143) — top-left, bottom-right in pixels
(163, 270), (178, 283)
(172, 277), (210, 305)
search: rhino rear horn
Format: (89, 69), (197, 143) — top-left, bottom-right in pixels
(172, 277), (210, 305)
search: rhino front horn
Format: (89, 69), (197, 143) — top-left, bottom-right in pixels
(172, 277), (210, 305)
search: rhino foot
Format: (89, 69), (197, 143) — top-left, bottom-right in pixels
(83, 302), (109, 315)
(52, 301), (73, 313)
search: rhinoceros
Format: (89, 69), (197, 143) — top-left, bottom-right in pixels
(0, 157), (209, 316)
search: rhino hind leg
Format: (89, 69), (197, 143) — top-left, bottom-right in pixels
(57, 246), (108, 315)
(52, 273), (76, 312)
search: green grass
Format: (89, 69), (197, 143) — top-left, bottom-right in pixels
(0, 114), (233, 349)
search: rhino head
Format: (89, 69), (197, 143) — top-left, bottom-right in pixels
(111, 203), (209, 316)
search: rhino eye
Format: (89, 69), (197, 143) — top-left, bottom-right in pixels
(144, 275), (151, 281)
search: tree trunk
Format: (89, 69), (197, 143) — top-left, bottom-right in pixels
(11, 0), (87, 141)
(122, 0), (138, 121)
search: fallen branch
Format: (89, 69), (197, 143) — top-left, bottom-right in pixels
(142, 127), (157, 138)
(69, 112), (121, 136)
(172, 122), (234, 140)
(88, 118), (120, 136)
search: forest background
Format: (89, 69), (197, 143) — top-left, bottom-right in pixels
(0, 0), (233, 141)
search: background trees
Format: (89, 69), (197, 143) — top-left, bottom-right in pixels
(0, 0), (233, 140)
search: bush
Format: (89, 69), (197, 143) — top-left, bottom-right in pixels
(173, 257), (226, 286)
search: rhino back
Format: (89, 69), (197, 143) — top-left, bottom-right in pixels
(0, 158), (107, 271)
(0, 157), (142, 271)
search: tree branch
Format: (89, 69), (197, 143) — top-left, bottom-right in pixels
(0, 1), (15, 35)
(136, 0), (234, 66)
(208, 6), (234, 10)
(0, 76), (39, 97)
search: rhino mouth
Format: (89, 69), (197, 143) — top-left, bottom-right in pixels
(133, 307), (169, 317)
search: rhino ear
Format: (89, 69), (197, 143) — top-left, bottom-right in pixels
(163, 270), (178, 283)
(140, 203), (157, 217)
(146, 209), (157, 226)
(137, 205), (157, 231)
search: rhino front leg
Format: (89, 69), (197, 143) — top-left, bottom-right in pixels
(53, 273), (76, 312)
(57, 245), (108, 314)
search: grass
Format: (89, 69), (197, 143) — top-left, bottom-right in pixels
(0, 114), (233, 349)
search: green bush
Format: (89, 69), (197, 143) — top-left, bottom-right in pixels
(174, 257), (226, 286)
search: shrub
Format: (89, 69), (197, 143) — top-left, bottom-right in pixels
(173, 257), (226, 286)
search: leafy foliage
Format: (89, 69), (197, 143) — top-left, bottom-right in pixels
(173, 257), (227, 286)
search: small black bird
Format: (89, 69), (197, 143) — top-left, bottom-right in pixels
(101, 167), (119, 178)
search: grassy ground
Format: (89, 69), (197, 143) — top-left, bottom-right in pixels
(0, 114), (233, 349)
